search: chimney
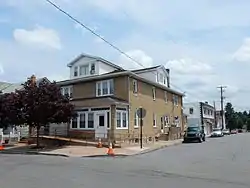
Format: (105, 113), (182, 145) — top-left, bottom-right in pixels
(166, 69), (170, 88)
(30, 75), (36, 86)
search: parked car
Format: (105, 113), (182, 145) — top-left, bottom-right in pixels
(183, 125), (206, 143)
(231, 129), (237, 134)
(222, 129), (230, 135)
(238, 129), (243, 133)
(210, 128), (224, 137)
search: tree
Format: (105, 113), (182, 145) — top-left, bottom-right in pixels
(0, 92), (24, 129)
(247, 119), (250, 131)
(225, 102), (236, 130)
(18, 76), (76, 148)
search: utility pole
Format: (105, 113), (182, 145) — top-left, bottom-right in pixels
(217, 86), (227, 129)
(213, 101), (217, 127)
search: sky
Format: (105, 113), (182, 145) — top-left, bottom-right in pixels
(0, 0), (250, 111)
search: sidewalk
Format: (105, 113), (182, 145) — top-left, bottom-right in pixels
(39, 139), (183, 157)
(0, 139), (183, 157)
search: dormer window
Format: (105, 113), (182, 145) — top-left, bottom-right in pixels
(80, 65), (89, 76)
(90, 63), (95, 74)
(74, 67), (78, 77)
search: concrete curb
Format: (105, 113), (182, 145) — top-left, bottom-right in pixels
(132, 141), (183, 156)
(0, 150), (69, 158)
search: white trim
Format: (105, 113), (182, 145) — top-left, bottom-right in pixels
(132, 79), (138, 94)
(70, 111), (95, 130)
(116, 110), (128, 129)
(134, 109), (139, 128)
(96, 79), (114, 97)
(61, 86), (73, 98)
(153, 113), (157, 127)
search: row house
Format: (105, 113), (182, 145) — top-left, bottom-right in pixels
(184, 101), (215, 136)
(57, 53), (185, 143)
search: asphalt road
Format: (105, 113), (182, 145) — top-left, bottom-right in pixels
(1, 133), (250, 188)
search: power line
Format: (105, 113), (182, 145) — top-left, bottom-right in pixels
(44, 0), (202, 99)
(217, 86), (227, 129)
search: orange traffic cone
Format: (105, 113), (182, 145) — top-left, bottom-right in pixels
(107, 142), (114, 156)
(0, 142), (4, 151)
(96, 138), (102, 148)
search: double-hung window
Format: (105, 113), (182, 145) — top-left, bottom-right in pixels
(61, 86), (73, 98)
(80, 65), (89, 76)
(116, 111), (128, 129)
(96, 79), (114, 96)
(134, 109), (139, 128)
(133, 80), (138, 94)
(173, 95), (178, 106)
(71, 111), (95, 129)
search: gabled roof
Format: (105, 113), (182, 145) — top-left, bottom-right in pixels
(67, 53), (124, 70)
(132, 65), (169, 76)
(131, 65), (161, 73)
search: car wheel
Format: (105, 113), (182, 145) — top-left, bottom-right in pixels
(198, 137), (202, 143)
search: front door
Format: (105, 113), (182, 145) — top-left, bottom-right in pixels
(95, 113), (107, 139)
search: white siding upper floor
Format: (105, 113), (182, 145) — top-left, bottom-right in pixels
(135, 66), (170, 87)
(68, 55), (123, 79)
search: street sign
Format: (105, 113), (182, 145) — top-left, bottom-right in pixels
(137, 108), (146, 118)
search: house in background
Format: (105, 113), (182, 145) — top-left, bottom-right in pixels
(215, 110), (226, 129)
(57, 53), (184, 143)
(184, 101), (215, 136)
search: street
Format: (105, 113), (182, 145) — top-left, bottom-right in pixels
(1, 133), (250, 188)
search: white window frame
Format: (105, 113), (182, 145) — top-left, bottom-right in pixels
(74, 66), (78, 77)
(132, 79), (138, 94)
(164, 91), (168, 103)
(164, 116), (170, 127)
(153, 113), (157, 127)
(61, 86), (73, 99)
(152, 87), (156, 100)
(173, 95), (178, 106)
(96, 79), (114, 97)
(134, 109), (139, 128)
(116, 110), (128, 129)
(70, 111), (95, 130)
(79, 64), (89, 76)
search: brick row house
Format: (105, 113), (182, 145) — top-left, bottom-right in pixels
(57, 54), (185, 143)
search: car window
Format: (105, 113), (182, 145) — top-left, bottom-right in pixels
(187, 127), (199, 132)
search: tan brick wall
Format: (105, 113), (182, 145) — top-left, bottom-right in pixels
(72, 76), (129, 101)
(128, 78), (183, 137)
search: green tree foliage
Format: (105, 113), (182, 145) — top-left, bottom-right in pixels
(225, 102), (249, 131)
(0, 76), (76, 147)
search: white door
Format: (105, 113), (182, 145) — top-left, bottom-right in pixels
(95, 113), (107, 139)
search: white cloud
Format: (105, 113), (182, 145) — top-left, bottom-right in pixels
(165, 58), (213, 75)
(118, 49), (153, 70)
(233, 38), (250, 62)
(13, 25), (62, 50)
